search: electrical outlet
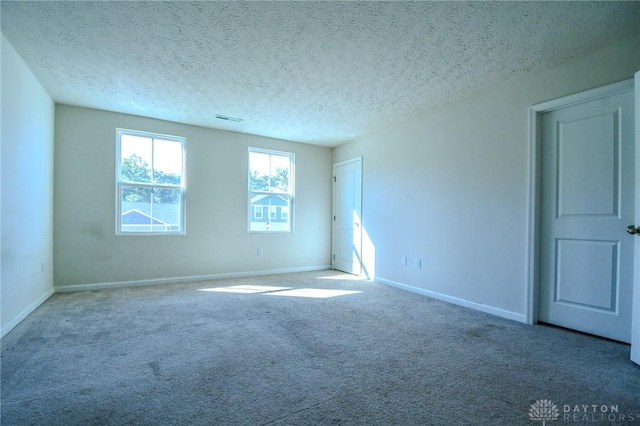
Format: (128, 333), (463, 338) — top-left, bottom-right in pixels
(415, 259), (422, 269)
(257, 248), (264, 256)
(41, 261), (45, 273)
(401, 256), (407, 266)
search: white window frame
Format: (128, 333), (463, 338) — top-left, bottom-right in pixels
(116, 128), (186, 235)
(248, 148), (294, 233)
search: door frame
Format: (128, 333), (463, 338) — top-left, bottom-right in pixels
(632, 71), (640, 364)
(526, 78), (636, 331)
(332, 156), (363, 276)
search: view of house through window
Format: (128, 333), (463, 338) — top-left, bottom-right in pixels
(248, 148), (294, 232)
(116, 129), (185, 234)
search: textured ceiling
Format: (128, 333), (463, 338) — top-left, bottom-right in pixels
(2, 1), (640, 146)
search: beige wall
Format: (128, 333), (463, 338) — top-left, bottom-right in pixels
(334, 35), (640, 320)
(54, 106), (332, 289)
(1, 34), (55, 336)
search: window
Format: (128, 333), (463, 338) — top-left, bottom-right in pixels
(248, 148), (294, 232)
(116, 129), (185, 234)
(254, 206), (264, 219)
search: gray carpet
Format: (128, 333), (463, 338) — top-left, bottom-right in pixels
(2, 270), (639, 425)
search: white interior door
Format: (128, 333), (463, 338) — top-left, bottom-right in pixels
(632, 71), (640, 364)
(539, 86), (635, 343)
(332, 157), (362, 275)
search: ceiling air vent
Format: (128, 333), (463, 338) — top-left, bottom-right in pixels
(215, 114), (244, 123)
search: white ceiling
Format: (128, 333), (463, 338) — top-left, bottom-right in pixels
(2, 1), (639, 147)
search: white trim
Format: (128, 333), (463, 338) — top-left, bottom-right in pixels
(632, 71), (640, 365)
(526, 78), (635, 325)
(333, 156), (363, 169)
(376, 277), (526, 323)
(1, 288), (54, 338)
(531, 79), (634, 113)
(54, 265), (332, 293)
(526, 107), (542, 325)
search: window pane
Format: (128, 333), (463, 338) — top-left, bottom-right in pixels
(153, 138), (183, 185)
(120, 186), (182, 233)
(121, 186), (152, 232)
(270, 154), (290, 193)
(249, 193), (269, 231)
(120, 134), (152, 183)
(152, 188), (182, 232)
(249, 193), (290, 232)
(268, 194), (290, 231)
(249, 151), (270, 191)
(122, 184), (152, 203)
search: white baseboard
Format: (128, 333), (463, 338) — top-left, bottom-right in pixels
(54, 265), (333, 293)
(1, 288), (55, 339)
(375, 276), (527, 324)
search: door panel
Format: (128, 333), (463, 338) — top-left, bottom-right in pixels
(332, 158), (362, 275)
(557, 113), (618, 216)
(555, 239), (617, 311)
(539, 89), (634, 343)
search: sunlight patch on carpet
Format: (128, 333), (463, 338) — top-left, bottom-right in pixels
(197, 285), (362, 298)
(316, 274), (367, 281)
(264, 289), (362, 298)
(198, 285), (291, 294)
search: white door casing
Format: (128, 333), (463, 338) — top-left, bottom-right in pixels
(332, 157), (362, 275)
(631, 71), (640, 365)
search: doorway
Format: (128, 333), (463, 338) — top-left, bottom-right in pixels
(528, 79), (636, 344)
(332, 157), (362, 275)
